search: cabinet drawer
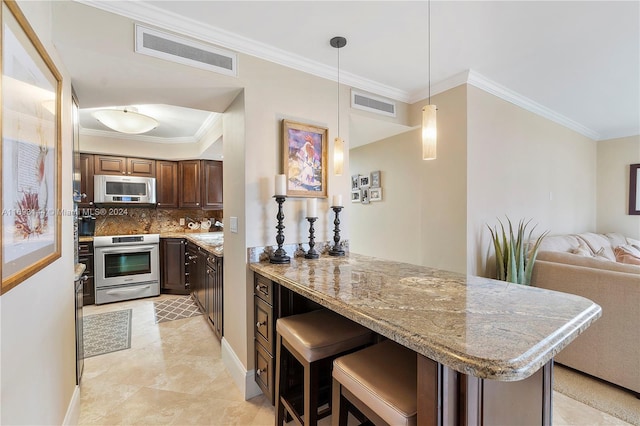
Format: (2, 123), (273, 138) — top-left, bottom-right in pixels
(78, 255), (93, 276)
(254, 275), (273, 305)
(255, 339), (274, 404)
(78, 242), (93, 256)
(255, 296), (274, 352)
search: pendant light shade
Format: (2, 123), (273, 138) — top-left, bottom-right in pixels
(334, 136), (344, 175)
(422, 0), (437, 161)
(422, 105), (437, 160)
(93, 108), (158, 134)
(331, 36), (347, 176)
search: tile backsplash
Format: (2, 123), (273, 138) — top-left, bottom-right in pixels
(91, 207), (223, 236)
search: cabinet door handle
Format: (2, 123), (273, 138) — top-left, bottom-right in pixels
(196, 202), (200, 206)
(256, 321), (266, 328)
(255, 284), (268, 293)
(188, 255), (197, 260)
(256, 367), (265, 376)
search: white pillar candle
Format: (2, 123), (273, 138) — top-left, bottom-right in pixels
(332, 195), (343, 207)
(275, 174), (286, 196)
(306, 198), (317, 218)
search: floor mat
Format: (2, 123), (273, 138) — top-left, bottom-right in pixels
(154, 296), (203, 323)
(83, 309), (132, 358)
(554, 364), (640, 425)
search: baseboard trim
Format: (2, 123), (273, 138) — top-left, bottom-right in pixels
(221, 337), (262, 400)
(62, 385), (81, 425)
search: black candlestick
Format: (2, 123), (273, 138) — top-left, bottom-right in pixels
(329, 206), (345, 256)
(270, 196), (290, 264)
(305, 217), (319, 259)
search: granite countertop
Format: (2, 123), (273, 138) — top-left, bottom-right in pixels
(249, 253), (601, 382)
(161, 231), (223, 257)
(79, 236), (94, 243)
(74, 263), (86, 281)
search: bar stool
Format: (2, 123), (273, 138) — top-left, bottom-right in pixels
(275, 309), (374, 426)
(332, 339), (417, 426)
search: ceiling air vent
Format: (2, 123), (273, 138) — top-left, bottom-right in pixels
(351, 90), (396, 117)
(135, 24), (237, 77)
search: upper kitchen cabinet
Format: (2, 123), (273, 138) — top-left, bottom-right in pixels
(94, 155), (156, 177)
(79, 153), (95, 208)
(202, 160), (223, 209)
(156, 161), (179, 208)
(179, 160), (202, 208)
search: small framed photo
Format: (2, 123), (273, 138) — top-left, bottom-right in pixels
(358, 174), (370, 188)
(351, 190), (361, 203)
(351, 174), (360, 190)
(370, 170), (381, 188)
(361, 187), (370, 204)
(369, 187), (382, 202)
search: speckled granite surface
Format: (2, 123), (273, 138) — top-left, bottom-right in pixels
(161, 231), (223, 257)
(74, 263), (87, 281)
(249, 253), (601, 382)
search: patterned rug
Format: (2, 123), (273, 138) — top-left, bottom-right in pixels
(154, 296), (202, 323)
(83, 309), (132, 358)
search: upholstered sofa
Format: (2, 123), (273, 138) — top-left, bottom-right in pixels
(530, 232), (640, 394)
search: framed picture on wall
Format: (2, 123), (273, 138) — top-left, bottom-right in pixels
(351, 190), (361, 203)
(629, 164), (640, 215)
(370, 187), (382, 202)
(282, 119), (328, 198)
(361, 187), (370, 204)
(351, 174), (360, 191)
(370, 170), (381, 188)
(1, 0), (63, 294)
(358, 174), (370, 188)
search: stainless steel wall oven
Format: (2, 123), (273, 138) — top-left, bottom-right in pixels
(93, 234), (160, 304)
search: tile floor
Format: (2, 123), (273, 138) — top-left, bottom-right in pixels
(78, 295), (631, 425)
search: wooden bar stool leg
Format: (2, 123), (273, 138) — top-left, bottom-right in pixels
(304, 359), (319, 425)
(331, 379), (348, 426)
(275, 334), (286, 426)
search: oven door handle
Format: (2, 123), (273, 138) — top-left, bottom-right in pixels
(97, 245), (157, 253)
(105, 285), (151, 294)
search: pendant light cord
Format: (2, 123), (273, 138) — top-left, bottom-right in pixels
(337, 45), (340, 137)
(428, 0), (431, 104)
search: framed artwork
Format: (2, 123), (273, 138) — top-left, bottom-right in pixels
(629, 164), (640, 215)
(370, 170), (381, 188)
(282, 119), (327, 198)
(361, 187), (370, 204)
(351, 190), (361, 203)
(351, 174), (360, 191)
(358, 174), (370, 188)
(1, 0), (62, 294)
(370, 187), (383, 202)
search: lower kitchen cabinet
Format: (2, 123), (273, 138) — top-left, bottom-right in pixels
(187, 242), (206, 311)
(160, 238), (189, 295)
(206, 254), (223, 340)
(78, 241), (94, 305)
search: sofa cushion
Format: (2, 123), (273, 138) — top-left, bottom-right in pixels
(626, 237), (640, 251)
(576, 233), (616, 261)
(605, 233), (627, 248)
(569, 240), (594, 257)
(614, 246), (640, 265)
(538, 234), (584, 253)
(536, 251), (640, 274)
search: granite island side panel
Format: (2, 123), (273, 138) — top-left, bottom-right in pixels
(249, 253), (601, 381)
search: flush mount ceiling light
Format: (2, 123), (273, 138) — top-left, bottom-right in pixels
(422, 0), (437, 160)
(92, 107), (158, 134)
(330, 36), (347, 176)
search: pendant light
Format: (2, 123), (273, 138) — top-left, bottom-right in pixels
(93, 107), (158, 134)
(422, 0), (437, 160)
(330, 36), (347, 175)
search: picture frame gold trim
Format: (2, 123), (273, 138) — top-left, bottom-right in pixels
(630, 164), (640, 215)
(1, 0), (62, 294)
(282, 119), (328, 198)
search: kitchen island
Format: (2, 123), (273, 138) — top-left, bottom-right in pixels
(250, 253), (601, 425)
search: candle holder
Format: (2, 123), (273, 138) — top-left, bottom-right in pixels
(329, 206), (345, 256)
(305, 217), (319, 259)
(270, 196), (291, 264)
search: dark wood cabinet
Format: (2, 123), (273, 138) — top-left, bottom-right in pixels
(254, 274), (277, 403)
(206, 254), (223, 340)
(160, 238), (188, 295)
(156, 161), (179, 208)
(179, 160), (202, 208)
(187, 242), (207, 311)
(78, 241), (95, 305)
(78, 153), (95, 209)
(202, 160), (223, 209)
(94, 155), (155, 177)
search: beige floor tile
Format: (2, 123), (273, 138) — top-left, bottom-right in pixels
(79, 296), (634, 426)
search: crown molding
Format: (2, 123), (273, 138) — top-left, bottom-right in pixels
(76, 1), (601, 140)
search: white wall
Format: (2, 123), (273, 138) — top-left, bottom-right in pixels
(466, 86), (597, 276)
(350, 85), (468, 273)
(0, 1), (76, 424)
(597, 135), (640, 239)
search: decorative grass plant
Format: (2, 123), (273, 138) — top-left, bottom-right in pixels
(487, 217), (549, 285)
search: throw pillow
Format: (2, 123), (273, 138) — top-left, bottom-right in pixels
(614, 246), (640, 265)
(569, 242), (593, 257)
(594, 247), (611, 261)
(616, 244), (640, 258)
(626, 237), (640, 252)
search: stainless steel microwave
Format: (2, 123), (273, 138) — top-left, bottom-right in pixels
(94, 175), (156, 205)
